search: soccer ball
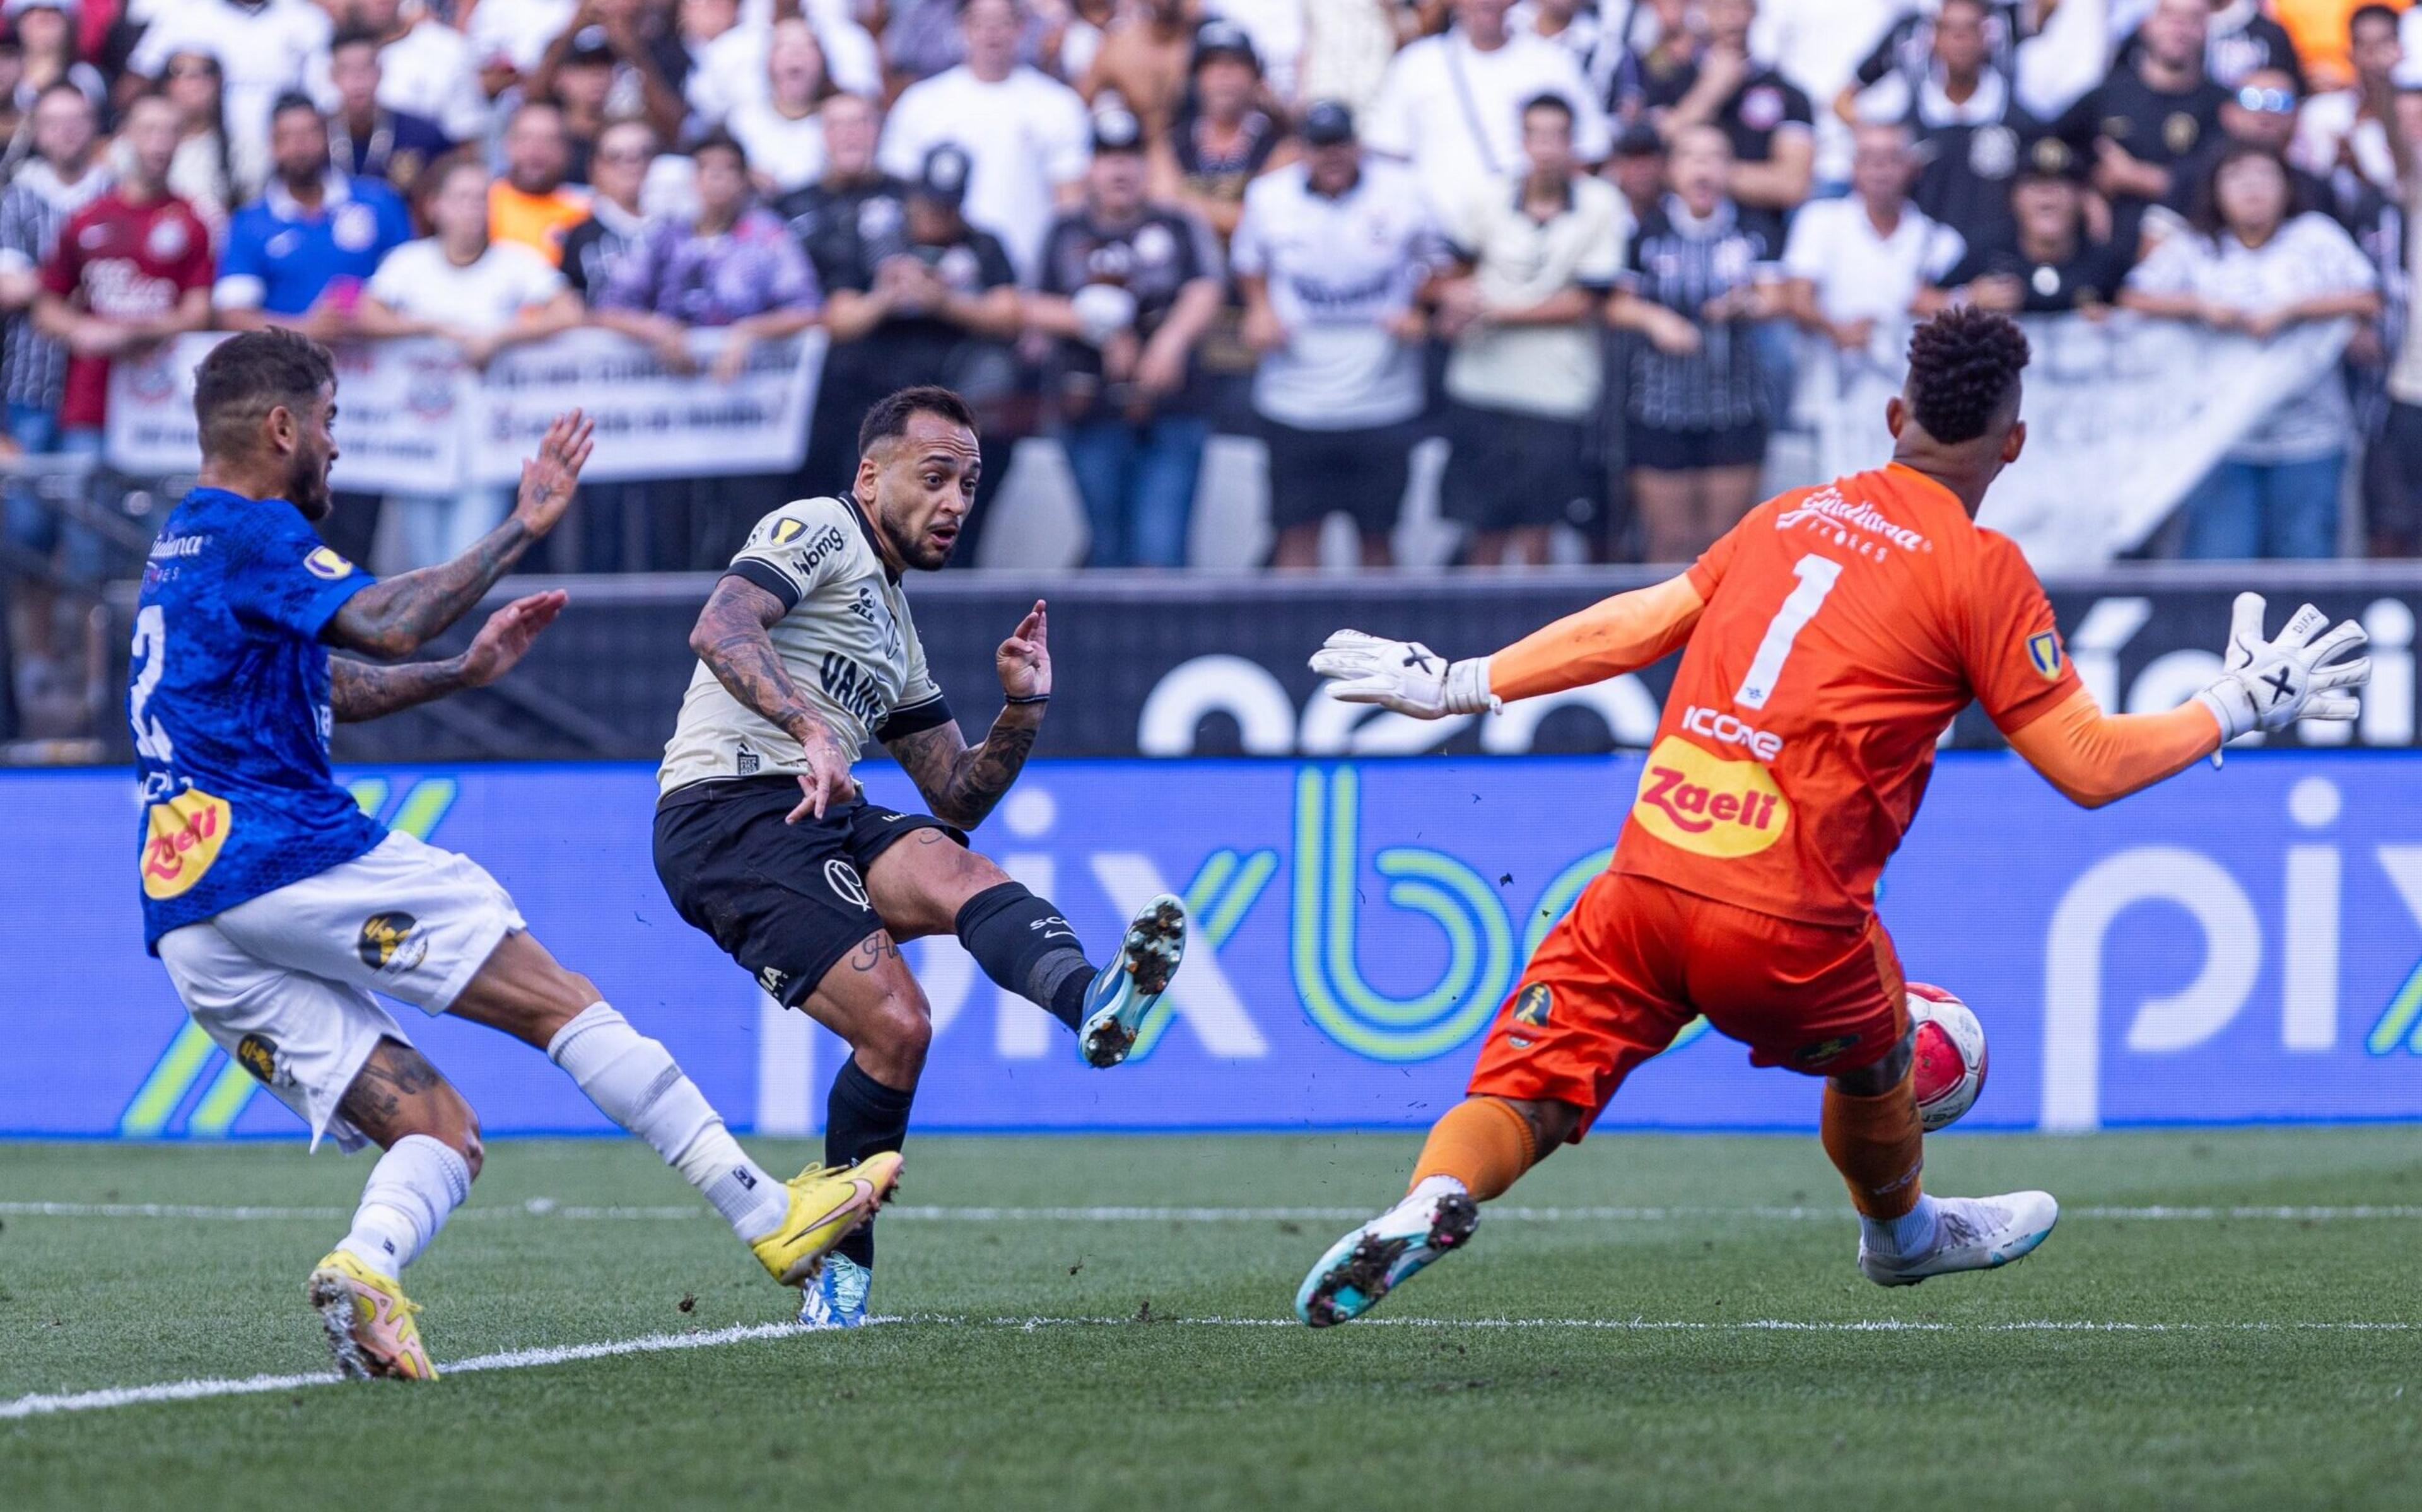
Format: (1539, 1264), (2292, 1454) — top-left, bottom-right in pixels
(1908, 982), (1987, 1132)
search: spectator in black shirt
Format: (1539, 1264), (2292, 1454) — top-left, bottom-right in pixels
(1607, 0), (1697, 125)
(1930, 137), (2132, 316)
(325, 28), (453, 199)
(1655, 0), (1813, 245)
(1148, 21), (1290, 252)
(562, 119), (656, 306)
(1607, 120), (1665, 223)
(1840, 0), (2026, 119)
(2062, 0), (2229, 253)
(781, 92), (913, 494)
(1875, 0), (2035, 254)
(1031, 108), (1224, 568)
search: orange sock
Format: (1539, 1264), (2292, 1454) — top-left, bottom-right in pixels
(1408, 1097), (1538, 1201)
(1820, 1070), (1925, 1219)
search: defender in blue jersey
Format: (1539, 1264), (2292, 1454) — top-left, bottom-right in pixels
(136, 330), (899, 1381)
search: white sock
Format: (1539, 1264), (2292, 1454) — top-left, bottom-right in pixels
(1408, 1175), (1468, 1205)
(1860, 1194), (1941, 1258)
(547, 1002), (787, 1242)
(336, 1134), (471, 1281)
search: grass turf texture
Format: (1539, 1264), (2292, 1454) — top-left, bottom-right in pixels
(4, 1129), (2421, 1509)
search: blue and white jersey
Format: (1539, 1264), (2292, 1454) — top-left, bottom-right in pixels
(131, 487), (386, 950)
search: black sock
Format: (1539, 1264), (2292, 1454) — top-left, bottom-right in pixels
(954, 881), (1097, 1031)
(824, 1056), (915, 1270)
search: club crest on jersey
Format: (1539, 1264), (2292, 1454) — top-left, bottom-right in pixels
(768, 517), (807, 545)
(1630, 736), (1790, 859)
(2027, 631), (2064, 680)
(1511, 984), (1553, 1028)
(356, 912), (428, 975)
(303, 546), (355, 580)
(139, 788), (231, 899)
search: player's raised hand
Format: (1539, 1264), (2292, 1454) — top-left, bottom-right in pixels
(785, 726), (857, 824)
(458, 590), (568, 687)
(2197, 592), (2369, 750)
(512, 409), (597, 538)
(998, 600), (1051, 701)
(1309, 630), (1499, 719)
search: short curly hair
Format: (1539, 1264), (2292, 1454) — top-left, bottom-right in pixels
(1905, 306), (2030, 445)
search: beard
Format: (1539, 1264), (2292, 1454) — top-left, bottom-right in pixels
(879, 508), (955, 571)
(286, 445), (335, 520)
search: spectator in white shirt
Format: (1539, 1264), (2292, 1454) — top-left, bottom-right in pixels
(1232, 100), (1441, 567)
(1363, 0), (1613, 219)
(686, 0), (883, 124)
(128, 0), (334, 182)
(343, 0), (493, 143)
(358, 153), (583, 567)
(878, 0), (1091, 276)
(465, 0), (579, 87)
(1781, 121), (1965, 356)
(2293, 3), (2403, 195)
(728, 18), (839, 194)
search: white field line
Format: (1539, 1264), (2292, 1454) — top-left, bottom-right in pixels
(7, 1201), (2422, 1224)
(8, 1313), (2420, 1422)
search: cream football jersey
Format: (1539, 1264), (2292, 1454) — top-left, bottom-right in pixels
(658, 496), (952, 796)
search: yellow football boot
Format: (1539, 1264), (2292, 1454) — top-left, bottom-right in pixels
(306, 1250), (436, 1380)
(749, 1153), (903, 1286)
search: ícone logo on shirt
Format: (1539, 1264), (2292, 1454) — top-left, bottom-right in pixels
(140, 788), (232, 900)
(1630, 736), (1789, 859)
(303, 546), (355, 580)
(2027, 629), (2065, 680)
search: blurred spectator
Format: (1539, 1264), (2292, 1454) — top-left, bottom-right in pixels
(467, 0), (580, 88)
(1931, 137), (2132, 314)
(1434, 92), (1622, 566)
(1608, 124), (1782, 563)
(781, 90), (909, 486)
(1857, 0), (2030, 253)
(1654, 0), (1811, 244)
(1610, 0), (1699, 125)
(544, 25), (619, 183)
(2197, 0), (2303, 88)
(214, 93), (413, 337)
(348, 0), (491, 144)
(1079, 0), (1191, 140)
(1843, 0), (2023, 117)
(8, 0), (107, 120)
(2292, 4), (2401, 194)
(727, 18), (838, 195)
(2121, 142), (2379, 557)
(883, 0), (1054, 90)
(2062, 0), (2227, 252)
(1030, 108), (1224, 568)
(1232, 101), (1438, 569)
(1364, 0), (1612, 221)
(2274, 0), (2366, 90)
(561, 118), (655, 303)
(1606, 117), (1665, 221)
(595, 131), (824, 566)
(1512, 0), (1617, 96)
(489, 100), (592, 266)
(0, 81), (107, 719)
(1782, 121), (1964, 356)
(529, 6), (684, 148)
(879, 0), (1090, 277)
(325, 28), (453, 197)
(686, 1), (881, 124)
(1298, 0), (1408, 113)
(1149, 21), (1292, 248)
(2370, 86), (2422, 556)
(0, 32), (23, 146)
(127, 0), (333, 179)
(161, 50), (236, 231)
(1202, 0), (1311, 103)
(358, 153), (582, 567)
(2184, 65), (2342, 222)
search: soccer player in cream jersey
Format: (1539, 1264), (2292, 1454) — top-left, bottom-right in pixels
(655, 385), (1189, 1329)
(134, 330), (894, 1383)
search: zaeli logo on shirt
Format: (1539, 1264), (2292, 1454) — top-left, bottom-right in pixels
(140, 788), (233, 900)
(1629, 736), (1789, 859)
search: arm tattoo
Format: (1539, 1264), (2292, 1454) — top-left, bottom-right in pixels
(324, 517), (534, 660)
(885, 706), (1043, 829)
(689, 576), (834, 747)
(329, 655), (470, 723)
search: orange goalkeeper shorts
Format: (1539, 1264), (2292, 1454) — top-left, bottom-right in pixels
(1465, 869), (1910, 1140)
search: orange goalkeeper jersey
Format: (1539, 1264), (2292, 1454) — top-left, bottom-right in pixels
(1610, 463), (2081, 926)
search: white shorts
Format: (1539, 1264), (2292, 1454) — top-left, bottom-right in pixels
(156, 830), (525, 1151)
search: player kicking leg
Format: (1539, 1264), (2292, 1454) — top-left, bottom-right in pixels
(135, 331), (890, 1379)
(1291, 308), (2366, 1324)
(657, 387), (1186, 1327)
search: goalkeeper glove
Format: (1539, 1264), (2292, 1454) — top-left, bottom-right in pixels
(2195, 592), (2368, 755)
(1309, 630), (1499, 719)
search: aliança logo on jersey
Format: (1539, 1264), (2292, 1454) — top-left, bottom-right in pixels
(356, 911), (428, 977)
(1630, 736), (1789, 858)
(819, 650), (889, 730)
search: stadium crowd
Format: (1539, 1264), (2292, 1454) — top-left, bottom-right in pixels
(8, 0), (2422, 735)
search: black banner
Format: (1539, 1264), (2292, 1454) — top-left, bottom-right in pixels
(99, 564), (2422, 763)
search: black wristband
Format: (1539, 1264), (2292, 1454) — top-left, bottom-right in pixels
(1005, 692), (1051, 706)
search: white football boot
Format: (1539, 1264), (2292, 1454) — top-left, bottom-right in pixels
(1857, 1191), (2059, 1287)
(1294, 1185), (1480, 1327)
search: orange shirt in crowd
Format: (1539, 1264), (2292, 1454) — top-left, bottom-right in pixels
(2273, 0), (2406, 90)
(488, 181), (592, 267)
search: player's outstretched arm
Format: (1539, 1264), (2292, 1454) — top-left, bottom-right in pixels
(329, 591), (568, 722)
(323, 411), (595, 660)
(1311, 574), (1706, 718)
(2007, 594), (2368, 808)
(882, 601), (1050, 829)
(688, 574), (857, 821)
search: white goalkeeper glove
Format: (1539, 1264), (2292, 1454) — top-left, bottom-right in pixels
(1309, 630), (1499, 719)
(2194, 592), (2368, 756)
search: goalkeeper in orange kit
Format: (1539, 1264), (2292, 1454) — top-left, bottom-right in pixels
(1292, 308), (2372, 1327)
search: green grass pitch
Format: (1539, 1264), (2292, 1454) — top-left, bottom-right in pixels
(4, 1128), (2421, 1509)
